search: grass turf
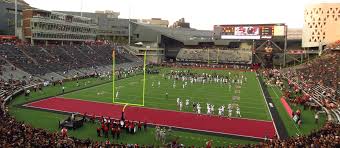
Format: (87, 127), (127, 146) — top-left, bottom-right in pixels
(63, 67), (271, 121)
(8, 72), (259, 145)
(267, 85), (326, 137)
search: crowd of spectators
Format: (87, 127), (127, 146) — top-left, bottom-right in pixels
(257, 64), (340, 147)
(256, 122), (340, 147)
(281, 50), (340, 109)
(262, 65), (339, 111)
(326, 40), (340, 50)
(176, 48), (252, 64)
(93, 116), (148, 142)
(0, 111), (160, 148)
(0, 44), (50, 75)
(158, 62), (251, 71)
(295, 51), (339, 91)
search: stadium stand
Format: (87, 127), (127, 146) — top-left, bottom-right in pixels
(176, 48), (252, 64)
(0, 41), (338, 147)
(0, 44), (51, 75)
(282, 51), (340, 123)
(325, 40), (340, 50)
(0, 43), (140, 80)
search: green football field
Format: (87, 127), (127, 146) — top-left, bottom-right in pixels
(7, 67), (327, 146)
(63, 67), (271, 121)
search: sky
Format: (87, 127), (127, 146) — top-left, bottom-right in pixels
(24, 0), (339, 30)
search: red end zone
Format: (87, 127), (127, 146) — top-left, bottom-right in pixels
(24, 97), (276, 139)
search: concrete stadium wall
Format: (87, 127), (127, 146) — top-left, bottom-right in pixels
(131, 23), (161, 43)
(0, 2), (23, 35)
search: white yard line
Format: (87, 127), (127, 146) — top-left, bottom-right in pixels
(256, 76), (280, 139)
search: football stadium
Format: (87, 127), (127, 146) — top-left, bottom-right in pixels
(0, 0), (339, 147)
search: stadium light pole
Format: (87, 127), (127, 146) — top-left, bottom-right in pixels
(80, 0), (83, 17)
(283, 25), (288, 67)
(14, 0), (17, 37)
(128, 5), (131, 46)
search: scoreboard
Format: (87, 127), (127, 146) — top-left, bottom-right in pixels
(261, 26), (273, 38)
(221, 26), (235, 35)
(214, 24), (285, 40)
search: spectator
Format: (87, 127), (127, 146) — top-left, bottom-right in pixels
(96, 127), (101, 137)
(144, 121), (147, 131)
(206, 140), (212, 148)
(138, 121), (142, 131)
(116, 127), (121, 140)
(61, 127), (68, 139)
(104, 126), (109, 138)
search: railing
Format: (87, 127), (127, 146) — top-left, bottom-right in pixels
(4, 84), (40, 103)
(280, 72), (340, 123)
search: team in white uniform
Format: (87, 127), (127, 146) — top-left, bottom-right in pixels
(179, 101), (183, 111)
(236, 106), (241, 117)
(185, 99), (189, 109)
(197, 103), (201, 114)
(173, 97), (241, 118)
(115, 91), (119, 99)
(176, 98), (180, 106)
(146, 70), (245, 118)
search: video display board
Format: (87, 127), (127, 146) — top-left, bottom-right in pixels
(234, 26), (259, 36)
(215, 24), (285, 40)
(273, 26), (285, 36)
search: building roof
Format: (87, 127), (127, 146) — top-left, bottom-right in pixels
(0, 0), (31, 9)
(134, 22), (214, 44)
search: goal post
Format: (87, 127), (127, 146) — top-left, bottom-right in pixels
(142, 48), (147, 106)
(112, 47), (147, 107)
(112, 50), (115, 103)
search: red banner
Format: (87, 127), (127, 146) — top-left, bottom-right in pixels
(281, 97), (293, 118)
(0, 35), (16, 40)
(287, 50), (305, 54)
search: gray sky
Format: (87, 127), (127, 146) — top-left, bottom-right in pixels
(25, 0), (339, 30)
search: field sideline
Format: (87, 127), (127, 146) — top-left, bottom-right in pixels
(24, 97), (276, 139)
